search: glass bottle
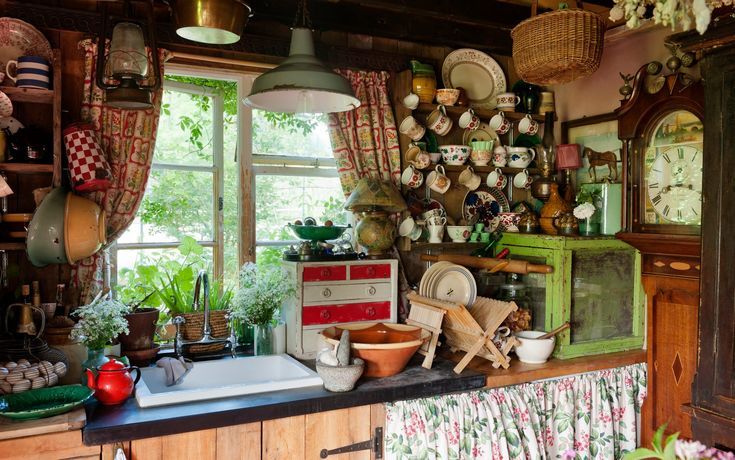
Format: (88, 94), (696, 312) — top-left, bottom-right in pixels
(539, 111), (556, 176)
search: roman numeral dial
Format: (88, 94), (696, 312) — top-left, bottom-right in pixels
(646, 144), (703, 225)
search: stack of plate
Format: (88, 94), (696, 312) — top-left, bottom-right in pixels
(419, 262), (477, 307)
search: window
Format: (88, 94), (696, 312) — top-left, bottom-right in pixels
(251, 109), (347, 266)
(114, 65), (347, 291)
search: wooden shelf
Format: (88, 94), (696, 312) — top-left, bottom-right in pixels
(1, 86), (54, 104)
(0, 242), (26, 251)
(424, 164), (542, 175)
(440, 349), (646, 388)
(0, 163), (54, 174)
(415, 103), (550, 122)
(408, 241), (487, 250)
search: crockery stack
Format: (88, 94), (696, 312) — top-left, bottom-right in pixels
(0, 359), (67, 394)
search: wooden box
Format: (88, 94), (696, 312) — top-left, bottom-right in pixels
(282, 260), (399, 359)
(495, 234), (644, 359)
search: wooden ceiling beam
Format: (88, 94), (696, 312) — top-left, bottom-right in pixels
(250, 0), (514, 54)
(312, 0), (531, 31)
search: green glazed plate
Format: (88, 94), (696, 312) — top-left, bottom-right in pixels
(0, 385), (94, 420)
(287, 224), (349, 241)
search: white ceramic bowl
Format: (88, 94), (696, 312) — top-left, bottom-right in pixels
(446, 225), (472, 242)
(513, 330), (555, 364)
(439, 145), (471, 165)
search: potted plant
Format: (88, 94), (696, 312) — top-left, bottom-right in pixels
(69, 294), (131, 375)
(575, 188), (602, 236)
(231, 263), (295, 355)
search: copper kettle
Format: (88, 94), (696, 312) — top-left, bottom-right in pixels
(5, 303), (45, 336)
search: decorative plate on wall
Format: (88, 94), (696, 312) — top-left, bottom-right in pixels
(442, 49), (507, 110)
(462, 185), (510, 231)
(0, 18), (52, 83)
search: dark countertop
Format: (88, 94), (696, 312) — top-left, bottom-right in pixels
(82, 355), (485, 445)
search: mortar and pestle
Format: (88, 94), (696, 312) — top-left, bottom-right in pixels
(315, 330), (364, 392)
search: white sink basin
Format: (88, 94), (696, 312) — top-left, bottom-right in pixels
(135, 354), (323, 408)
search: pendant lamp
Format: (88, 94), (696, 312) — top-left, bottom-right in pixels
(243, 0), (359, 114)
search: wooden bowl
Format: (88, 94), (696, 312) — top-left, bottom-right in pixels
(319, 323), (429, 377)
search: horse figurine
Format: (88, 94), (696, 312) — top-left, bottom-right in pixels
(584, 147), (619, 183)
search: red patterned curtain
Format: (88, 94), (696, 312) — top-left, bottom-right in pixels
(71, 39), (169, 304)
(328, 70), (401, 196)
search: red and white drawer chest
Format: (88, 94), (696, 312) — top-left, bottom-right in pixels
(282, 259), (399, 358)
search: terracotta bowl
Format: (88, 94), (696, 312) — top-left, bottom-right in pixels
(319, 323), (429, 377)
(64, 192), (106, 264)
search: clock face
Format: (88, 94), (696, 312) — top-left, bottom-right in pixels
(643, 110), (704, 226)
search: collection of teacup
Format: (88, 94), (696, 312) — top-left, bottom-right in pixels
(400, 142), (537, 192)
(400, 105), (540, 139)
(399, 207), (494, 244)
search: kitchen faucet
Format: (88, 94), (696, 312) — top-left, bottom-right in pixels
(173, 270), (236, 358)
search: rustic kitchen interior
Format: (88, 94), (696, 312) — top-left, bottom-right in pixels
(0, 0), (733, 458)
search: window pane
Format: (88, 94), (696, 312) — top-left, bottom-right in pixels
(255, 175), (347, 241)
(118, 169), (214, 243)
(156, 88), (215, 166)
(252, 111), (332, 159)
(255, 246), (288, 270)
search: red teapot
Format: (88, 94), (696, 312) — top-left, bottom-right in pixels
(85, 358), (141, 405)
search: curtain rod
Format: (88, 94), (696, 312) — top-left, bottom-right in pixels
(170, 51), (279, 70)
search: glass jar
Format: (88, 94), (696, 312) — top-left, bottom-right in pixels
(410, 60), (436, 104)
(497, 273), (534, 330)
(254, 324), (274, 356)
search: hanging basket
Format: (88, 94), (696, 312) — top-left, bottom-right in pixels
(511, 1), (605, 85)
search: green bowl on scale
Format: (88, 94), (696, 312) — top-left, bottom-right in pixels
(287, 224), (350, 241)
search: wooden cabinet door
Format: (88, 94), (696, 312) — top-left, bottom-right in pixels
(641, 275), (699, 443)
(128, 423), (260, 460)
(263, 404), (384, 459)
(690, 37), (735, 449)
(0, 430), (100, 460)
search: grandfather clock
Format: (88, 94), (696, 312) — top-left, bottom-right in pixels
(616, 62), (704, 442)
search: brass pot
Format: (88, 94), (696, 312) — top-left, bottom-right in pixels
(171, 0), (252, 45)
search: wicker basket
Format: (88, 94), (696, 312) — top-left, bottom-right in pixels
(511, 3), (605, 86)
(179, 310), (229, 354)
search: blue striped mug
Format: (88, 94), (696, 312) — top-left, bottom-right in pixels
(5, 56), (51, 89)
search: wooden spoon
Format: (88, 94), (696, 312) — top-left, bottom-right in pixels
(537, 322), (570, 340)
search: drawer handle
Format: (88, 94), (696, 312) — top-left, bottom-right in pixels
(321, 268), (331, 278)
(322, 288), (332, 298)
(366, 307), (376, 317)
(367, 286), (377, 296)
(321, 310), (331, 320)
(367, 267), (375, 276)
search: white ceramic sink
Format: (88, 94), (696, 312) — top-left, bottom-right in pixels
(135, 354), (323, 408)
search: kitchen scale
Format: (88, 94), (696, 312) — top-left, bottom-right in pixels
(282, 224), (358, 262)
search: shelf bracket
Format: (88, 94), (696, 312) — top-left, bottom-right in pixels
(320, 427), (383, 458)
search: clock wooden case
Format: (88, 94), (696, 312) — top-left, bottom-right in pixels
(615, 63), (704, 443)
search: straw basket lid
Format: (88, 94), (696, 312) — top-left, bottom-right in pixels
(511, 2), (605, 86)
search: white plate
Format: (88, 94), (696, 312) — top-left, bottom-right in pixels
(419, 261), (452, 297)
(430, 265), (477, 306)
(442, 48), (507, 110)
(0, 18), (53, 84)
(423, 262), (453, 298)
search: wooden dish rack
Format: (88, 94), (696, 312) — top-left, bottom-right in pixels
(407, 291), (521, 374)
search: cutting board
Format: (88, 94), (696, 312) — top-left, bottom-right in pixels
(0, 407), (85, 441)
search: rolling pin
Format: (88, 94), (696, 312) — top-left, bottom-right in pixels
(420, 254), (553, 275)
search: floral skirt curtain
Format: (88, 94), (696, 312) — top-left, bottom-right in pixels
(385, 363), (647, 460)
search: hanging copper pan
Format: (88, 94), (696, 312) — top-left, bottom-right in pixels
(170, 0), (252, 45)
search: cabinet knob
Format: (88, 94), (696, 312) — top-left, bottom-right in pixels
(321, 268), (331, 278)
(366, 307), (376, 317)
(322, 288), (332, 298)
(320, 310), (331, 320)
(367, 286), (377, 296)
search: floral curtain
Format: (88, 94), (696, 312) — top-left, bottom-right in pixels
(328, 70), (401, 196)
(70, 39), (169, 305)
(385, 363), (647, 460)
